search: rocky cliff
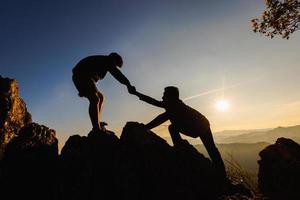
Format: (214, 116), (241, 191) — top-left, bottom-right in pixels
(0, 76), (32, 158)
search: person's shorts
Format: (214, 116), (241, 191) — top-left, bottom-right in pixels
(175, 116), (210, 138)
(72, 73), (98, 98)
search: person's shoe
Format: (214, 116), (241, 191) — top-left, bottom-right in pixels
(100, 122), (108, 131)
(100, 122), (108, 127)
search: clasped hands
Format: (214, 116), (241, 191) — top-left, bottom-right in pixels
(127, 85), (138, 95)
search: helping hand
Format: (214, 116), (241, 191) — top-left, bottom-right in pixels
(127, 85), (137, 95)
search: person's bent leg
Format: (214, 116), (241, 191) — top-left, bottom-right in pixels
(168, 124), (183, 146)
(87, 93), (101, 131)
(200, 128), (226, 179)
(97, 91), (105, 122)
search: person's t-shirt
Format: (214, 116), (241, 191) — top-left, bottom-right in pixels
(73, 55), (112, 81)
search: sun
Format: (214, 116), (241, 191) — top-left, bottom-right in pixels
(215, 99), (230, 112)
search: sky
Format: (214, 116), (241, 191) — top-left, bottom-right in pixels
(1, 0), (300, 146)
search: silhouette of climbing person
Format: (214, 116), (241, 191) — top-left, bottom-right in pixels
(72, 52), (135, 131)
(131, 86), (226, 179)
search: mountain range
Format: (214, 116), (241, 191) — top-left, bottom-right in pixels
(213, 125), (300, 144)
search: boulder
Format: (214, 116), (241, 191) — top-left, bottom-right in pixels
(4, 122), (58, 157)
(118, 122), (223, 200)
(258, 137), (300, 199)
(1, 122), (58, 200)
(0, 76), (32, 158)
(59, 129), (120, 200)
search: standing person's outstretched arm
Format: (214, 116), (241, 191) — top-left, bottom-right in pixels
(109, 66), (136, 93)
(109, 66), (132, 86)
(134, 91), (164, 108)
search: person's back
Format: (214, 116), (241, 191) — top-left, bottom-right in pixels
(166, 100), (209, 138)
(72, 55), (111, 82)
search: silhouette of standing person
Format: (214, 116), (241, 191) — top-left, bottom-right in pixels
(72, 52), (135, 131)
(131, 86), (226, 178)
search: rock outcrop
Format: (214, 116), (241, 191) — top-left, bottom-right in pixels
(59, 130), (120, 200)
(258, 137), (300, 199)
(0, 76), (32, 158)
(0, 122), (58, 200)
(119, 122), (223, 200)
(59, 122), (223, 200)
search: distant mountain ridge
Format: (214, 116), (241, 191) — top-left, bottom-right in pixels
(214, 128), (272, 137)
(215, 125), (300, 144)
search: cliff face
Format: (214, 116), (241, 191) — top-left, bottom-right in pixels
(0, 76), (59, 200)
(0, 76), (32, 158)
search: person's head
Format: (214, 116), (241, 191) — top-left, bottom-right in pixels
(109, 52), (123, 68)
(163, 86), (180, 103)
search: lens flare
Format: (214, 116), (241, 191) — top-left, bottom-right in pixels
(216, 100), (230, 112)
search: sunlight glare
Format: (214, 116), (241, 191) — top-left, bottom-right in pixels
(216, 100), (230, 112)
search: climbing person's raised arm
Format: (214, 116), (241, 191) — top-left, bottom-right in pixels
(134, 91), (164, 108)
(109, 66), (131, 86)
(145, 112), (169, 129)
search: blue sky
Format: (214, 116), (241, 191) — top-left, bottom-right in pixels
(1, 0), (300, 146)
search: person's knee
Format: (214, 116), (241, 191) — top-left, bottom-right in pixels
(87, 93), (101, 103)
(97, 91), (104, 103)
(88, 92), (104, 103)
